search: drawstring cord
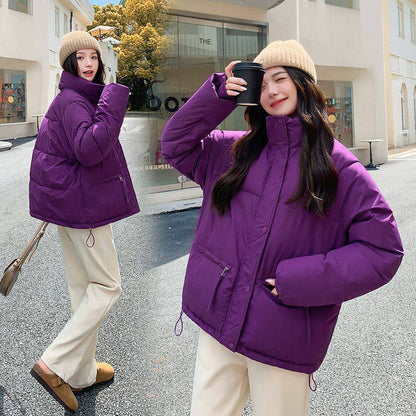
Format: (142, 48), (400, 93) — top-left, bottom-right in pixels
(86, 229), (95, 248)
(174, 310), (184, 336)
(309, 373), (317, 392)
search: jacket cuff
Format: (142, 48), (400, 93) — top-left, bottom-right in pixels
(212, 73), (236, 101)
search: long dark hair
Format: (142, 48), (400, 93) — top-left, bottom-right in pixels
(62, 51), (106, 85)
(211, 66), (338, 218)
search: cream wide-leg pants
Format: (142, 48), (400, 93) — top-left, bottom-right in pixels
(191, 331), (310, 416)
(41, 224), (121, 389)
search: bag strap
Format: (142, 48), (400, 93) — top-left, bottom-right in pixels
(18, 222), (49, 263)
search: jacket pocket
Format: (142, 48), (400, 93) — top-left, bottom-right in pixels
(182, 246), (233, 333)
(240, 286), (313, 365)
(117, 174), (130, 203)
(86, 175), (130, 223)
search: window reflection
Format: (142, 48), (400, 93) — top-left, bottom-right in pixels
(142, 16), (267, 193)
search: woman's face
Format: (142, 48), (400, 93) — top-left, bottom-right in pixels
(260, 66), (298, 117)
(76, 49), (99, 82)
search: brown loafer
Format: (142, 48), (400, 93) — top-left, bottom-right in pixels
(72, 362), (114, 393)
(30, 363), (78, 412)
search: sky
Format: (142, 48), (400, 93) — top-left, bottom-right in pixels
(90, 0), (118, 6)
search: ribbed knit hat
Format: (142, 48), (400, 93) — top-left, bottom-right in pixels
(254, 40), (317, 83)
(59, 31), (102, 67)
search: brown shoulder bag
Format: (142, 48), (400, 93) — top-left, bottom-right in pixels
(0, 221), (49, 296)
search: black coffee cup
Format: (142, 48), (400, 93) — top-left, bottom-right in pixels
(232, 62), (265, 106)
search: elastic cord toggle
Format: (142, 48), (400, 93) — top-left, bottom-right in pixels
(309, 373), (317, 392)
(86, 229), (95, 248)
(174, 310), (184, 336)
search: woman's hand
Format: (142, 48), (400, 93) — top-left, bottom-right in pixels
(264, 279), (279, 296)
(224, 61), (247, 97)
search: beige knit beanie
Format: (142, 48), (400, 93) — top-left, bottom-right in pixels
(254, 40), (317, 83)
(59, 31), (102, 67)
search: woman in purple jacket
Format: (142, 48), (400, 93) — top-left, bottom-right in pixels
(161, 40), (403, 415)
(28, 31), (139, 412)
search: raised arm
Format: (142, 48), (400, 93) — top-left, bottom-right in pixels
(160, 73), (239, 188)
(62, 83), (129, 167)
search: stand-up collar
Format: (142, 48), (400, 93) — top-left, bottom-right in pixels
(266, 114), (304, 150)
(59, 71), (104, 105)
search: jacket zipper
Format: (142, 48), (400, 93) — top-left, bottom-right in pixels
(198, 248), (230, 271)
(198, 248), (231, 311)
(117, 175), (130, 202)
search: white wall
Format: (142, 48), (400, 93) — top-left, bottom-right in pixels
(0, 1), (49, 138)
(0, 0), (94, 139)
(388, 0), (416, 147)
(267, 0), (389, 162)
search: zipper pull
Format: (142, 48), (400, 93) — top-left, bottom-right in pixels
(220, 267), (230, 278)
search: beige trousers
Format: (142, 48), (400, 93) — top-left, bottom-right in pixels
(191, 331), (310, 416)
(41, 224), (121, 389)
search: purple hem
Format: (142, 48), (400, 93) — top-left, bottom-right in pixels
(182, 304), (321, 374)
(30, 207), (140, 229)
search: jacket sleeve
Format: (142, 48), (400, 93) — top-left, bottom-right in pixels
(275, 161), (404, 307)
(61, 83), (129, 167)
(161, 73), (237, 188)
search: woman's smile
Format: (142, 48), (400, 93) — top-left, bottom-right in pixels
(270, 97), (288, 108)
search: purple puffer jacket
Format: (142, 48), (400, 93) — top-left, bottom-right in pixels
(29, 71), (139, 229)
(161, 73), (403, 374)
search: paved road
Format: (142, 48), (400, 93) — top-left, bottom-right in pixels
(0, 136), (415, 415)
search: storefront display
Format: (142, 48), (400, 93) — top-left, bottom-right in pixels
(0, 70), (26, 124)
(320, 80), (354, 148)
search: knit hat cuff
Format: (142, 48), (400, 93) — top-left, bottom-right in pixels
(59, 31), (102, 67)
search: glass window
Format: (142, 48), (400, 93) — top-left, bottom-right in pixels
(8, 0), (31, 14)
(410, 10), (416, 44)
(0, 70), (26, 124)
(414, 88), (416, 132)
(413, 88), (416, 133)
(325, 0), (359, 9)
(55, 7), (60, 37)
(319, 80), (354, 148)
(64, 14), (69, 34)
(397, 1), (404, 39)
(401, 84), (408, 130)
(146, 16), (267, 192)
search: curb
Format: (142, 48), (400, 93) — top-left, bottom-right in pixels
(0, 141), (12, 152)
(140, 197), (203, 216)
(388, 145), (416, 158)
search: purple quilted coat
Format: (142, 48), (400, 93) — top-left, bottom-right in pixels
(29, 71), (139, 229)
(161, 74), (403, 374)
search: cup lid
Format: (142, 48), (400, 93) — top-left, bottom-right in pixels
(233, 62), (265, 72)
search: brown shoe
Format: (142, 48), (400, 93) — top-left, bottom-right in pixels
(72, 362), (114, 393)
(30, 364), (78, 412)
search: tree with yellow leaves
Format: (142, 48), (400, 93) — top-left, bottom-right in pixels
(90, 0), (171, 110)
(88, 4), (126, 40)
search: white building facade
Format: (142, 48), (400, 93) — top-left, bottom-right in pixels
(0, 0), (118, 140)
(388, 0), (416, 148)
(147, 0), (390, 195)
(268, 0), (389, 164)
